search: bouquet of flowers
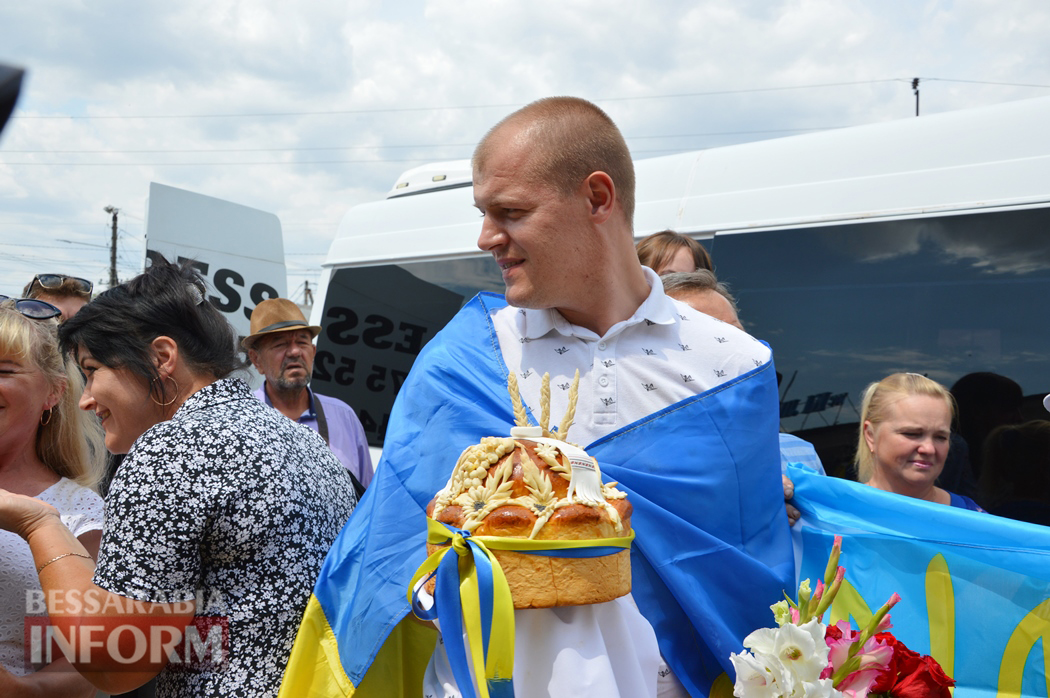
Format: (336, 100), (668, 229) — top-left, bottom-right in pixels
(729, 536), (955, 698)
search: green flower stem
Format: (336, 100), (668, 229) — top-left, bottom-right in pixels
(822, 536), (843, 588)
(811, 567), (844, 620)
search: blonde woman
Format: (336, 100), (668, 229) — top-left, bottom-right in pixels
(0, 297), (105, 697)
(857, 372), (983, 511)
(0, 261), (357, 697)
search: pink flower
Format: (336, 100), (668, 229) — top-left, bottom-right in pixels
(874, 597), (899, 633)
(854, 637), (894, 671)
(832, 620), (859, 640)
(824, 622), (895, 695)
(824, 635), (854, 678)
(836, 667), (882, 697)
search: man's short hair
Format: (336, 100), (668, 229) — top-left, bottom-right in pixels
(660, 270), (740, 314)
(473, 96), (636, 223)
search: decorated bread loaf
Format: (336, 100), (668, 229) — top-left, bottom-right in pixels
(426, 371), (632, 608)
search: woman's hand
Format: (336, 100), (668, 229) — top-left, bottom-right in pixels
(0, 660), (97, 698)
(0, 488), (61, 540)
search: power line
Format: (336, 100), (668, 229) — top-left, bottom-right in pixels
(4, 220), (319, 232)
(0, 219), (117, 227)
(10, 79), (907, 121)
(0, 127), (841, 154)
(0, 158), (450, 166)
(4, 241), (110, 250)
(0, 144), (809, 167)
(9, 77), (1041, 128)
(924, 77), (1050, 89)
(2, 143), (475, 154)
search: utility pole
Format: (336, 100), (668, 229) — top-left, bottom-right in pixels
(912, 78), (920, 116)
(104, 206), (119, 288)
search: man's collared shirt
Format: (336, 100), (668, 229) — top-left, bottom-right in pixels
(253, 384), (374, 488)
(493, 267), (772, 446)
(429, 268), (774, 698)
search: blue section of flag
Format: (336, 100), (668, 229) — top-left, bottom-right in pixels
(789, 464), (1050, 697)
(434, 544), (480, 697)
(310, 292), (794, 695)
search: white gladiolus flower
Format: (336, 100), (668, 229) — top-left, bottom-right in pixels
(734, 619), (833, 698)
(799, 678), (842, 698)
(773, 619), (828, 686)
(742, 626), (779, 656)
(730, 651), (788, 698)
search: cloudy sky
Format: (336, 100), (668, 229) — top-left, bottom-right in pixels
(1, 0), (1048, 302)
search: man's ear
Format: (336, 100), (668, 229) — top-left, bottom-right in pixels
(247, 347), (261, 371)
(150, 336), (179, 376)
(583, 171), (616, 223)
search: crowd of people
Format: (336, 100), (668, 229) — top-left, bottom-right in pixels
(1, 266), (359, 696)
(0, 95), (1046, 697)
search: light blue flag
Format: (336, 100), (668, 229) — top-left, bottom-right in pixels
(789, 464), (1050, 697)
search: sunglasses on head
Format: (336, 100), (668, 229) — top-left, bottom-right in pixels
(31, 273), (93, 296)
(0, 295), (62, 320)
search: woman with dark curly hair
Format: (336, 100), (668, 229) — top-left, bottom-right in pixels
(0, 259), (357, 697)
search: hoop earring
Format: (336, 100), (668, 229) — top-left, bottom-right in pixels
(151, 375), (180, 407)
(40, 408), (53, 426)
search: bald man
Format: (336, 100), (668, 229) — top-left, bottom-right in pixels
(279, 98), (792, 698)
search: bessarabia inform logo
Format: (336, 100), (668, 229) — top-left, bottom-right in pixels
(23, 589), (229, 672)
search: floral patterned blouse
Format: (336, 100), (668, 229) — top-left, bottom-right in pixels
(94, 378), (357, 697)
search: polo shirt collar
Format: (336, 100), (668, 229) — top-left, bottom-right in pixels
(517, 266), (678, 341)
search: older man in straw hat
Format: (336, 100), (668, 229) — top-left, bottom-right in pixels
(245, 298), (373, 494)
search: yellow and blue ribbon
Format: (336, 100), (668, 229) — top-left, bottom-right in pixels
(408, 518), (635, 698)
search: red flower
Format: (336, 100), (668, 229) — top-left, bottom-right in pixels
(892, 654), (954, 698)
(868, 633), (910, 693)
(867, 632), (954, 697)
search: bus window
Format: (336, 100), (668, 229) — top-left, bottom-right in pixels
(313, 258), (503, 447)
(711, 206), (1050, 477)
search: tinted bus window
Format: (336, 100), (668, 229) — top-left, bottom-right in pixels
(313, 257), (503, 446)
(710, 206), (1050, 476)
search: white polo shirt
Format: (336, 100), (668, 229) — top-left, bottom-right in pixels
(424, 269), (774, 698)
(493, 267), (771, 445)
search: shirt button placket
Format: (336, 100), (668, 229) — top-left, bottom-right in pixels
(595, 338), (615, 425)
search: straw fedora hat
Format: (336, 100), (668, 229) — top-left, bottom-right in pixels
(242, 298), (321, 349)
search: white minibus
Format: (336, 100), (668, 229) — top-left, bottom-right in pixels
(310, 96), (1050, 476)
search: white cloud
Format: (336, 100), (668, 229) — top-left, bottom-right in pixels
(1, 0), (1049, 295)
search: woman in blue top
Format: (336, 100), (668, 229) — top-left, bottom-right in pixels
(857, 372), (983, 511)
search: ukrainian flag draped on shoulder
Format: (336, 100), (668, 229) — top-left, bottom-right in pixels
(279, 293), (794, 697)
(788, 464), (1050, 697)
